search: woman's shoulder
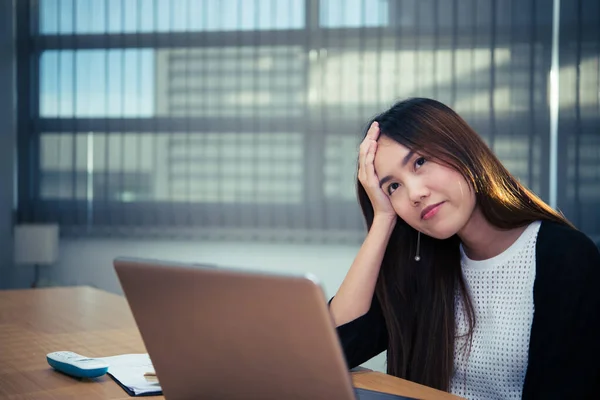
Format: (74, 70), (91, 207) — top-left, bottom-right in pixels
(536, 219), (600, 278)
(537, 220), (598, 254)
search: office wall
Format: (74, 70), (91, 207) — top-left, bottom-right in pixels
(0, 0), (19, 289)
(46, 238), (354, 296)
(0, 0), (33, 289)
(41, 237), (386, 372)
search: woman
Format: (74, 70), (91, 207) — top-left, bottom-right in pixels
(329, 98), (600, 399)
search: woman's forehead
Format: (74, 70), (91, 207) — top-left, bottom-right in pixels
(373, 137), (415, 175)
(376, 136), (412, 156)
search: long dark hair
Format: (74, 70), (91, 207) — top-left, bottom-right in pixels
(357, 98), (571, 390)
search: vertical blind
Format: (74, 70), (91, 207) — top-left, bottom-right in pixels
(17, 0), (600, 243)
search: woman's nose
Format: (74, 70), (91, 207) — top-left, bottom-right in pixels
(408, 183), (429, 206)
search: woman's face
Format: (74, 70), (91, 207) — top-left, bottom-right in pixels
(373, 135), (477, 239)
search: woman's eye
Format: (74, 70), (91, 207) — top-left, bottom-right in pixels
(388, 182), (400, 195)
(415, 157), (426, 169)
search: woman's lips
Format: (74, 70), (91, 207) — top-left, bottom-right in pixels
(421, 202), (445, 220)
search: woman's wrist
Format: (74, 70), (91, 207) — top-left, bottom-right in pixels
(372, 214), (397, 229)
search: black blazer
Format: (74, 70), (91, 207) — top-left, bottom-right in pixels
(333, 220), (600, 399)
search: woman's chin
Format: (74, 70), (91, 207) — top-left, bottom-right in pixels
(422, 225), (458, 240)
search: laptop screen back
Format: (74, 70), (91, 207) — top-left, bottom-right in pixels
(114, 257), (357, 400)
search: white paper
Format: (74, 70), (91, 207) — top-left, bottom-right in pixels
(99, 353), (162, 396)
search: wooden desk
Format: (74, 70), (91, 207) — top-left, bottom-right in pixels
(0, 287), (461, 400)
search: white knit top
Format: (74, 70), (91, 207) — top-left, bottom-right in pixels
(450, 221), (541, 400)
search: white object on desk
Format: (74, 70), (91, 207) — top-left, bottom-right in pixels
(99, 353), (162, 396)
(14, 223), (60, 287)
(14, 223), (59, 264)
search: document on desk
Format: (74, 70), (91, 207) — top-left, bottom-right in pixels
(99, 353), (162, 396)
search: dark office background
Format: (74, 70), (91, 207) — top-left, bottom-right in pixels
(1, 0), (599, 292)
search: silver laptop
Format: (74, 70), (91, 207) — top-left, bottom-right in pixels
(114, 257), (414, 400)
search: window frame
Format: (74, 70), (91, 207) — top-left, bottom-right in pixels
(17, 0), (567, 241)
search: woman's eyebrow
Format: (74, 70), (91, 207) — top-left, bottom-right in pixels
(401, 150), (415, 167)
(379, 175), (393, 189)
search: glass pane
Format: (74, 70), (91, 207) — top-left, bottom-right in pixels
(39, 0), (305, 34)
(324, 135), (359, 201)
(40, 46), (304, 118)
(40, 132), (304, 204)
(155, 46), (305, 118)
(40, 50), (154, 117)
(320, 0), (389, 28)
(308, 46), (512, 114)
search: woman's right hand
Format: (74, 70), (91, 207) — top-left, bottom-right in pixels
(358, 121), (397, 221)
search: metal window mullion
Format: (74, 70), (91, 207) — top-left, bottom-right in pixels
(104, 0), (111, 228)
(166, 0), (175, 226)
(527, 0), (537, 190)
(119, 0), (126, 228)
(471, 0), (477, 127)
(283, 0), (292, 231)
(38, 116), (303, 132)
(250, 0), (259, 230)
(134, 0), (142, 228)
(234, 0), (243, 229)
(16, 0), (34, 222)
(56, 0), (63, 223)
(508, 0), (517, 182)
(84, 0), (94, 230)
(185, 0), (191, 227)
(415, 0), (420, 95)
(199, 0), (209, 229)
(303, 0), (321, 232)
(549, 0), (560, 209)
(371, 0), (383, 231)
(267, 0), (278, 230)
(36, 28), (476, 52)
(574, 0), (582, 223)
(340, 0), (349, 231)
(217, 0), (225, 229)
(312, 0), (327, 232)
(30, 1), (41, 222)
(70, 0), (78, 224)
(152, 0), (159, 227)
(489, 0), (497, 149)
(433, 0), (439, 100)
(451, 0), (458, 107)
(394, 0), (402, 103)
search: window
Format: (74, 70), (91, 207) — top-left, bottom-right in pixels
(18, 0), (600, 242)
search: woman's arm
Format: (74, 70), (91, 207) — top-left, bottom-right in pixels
(328, 121), (396, 369)
(331, 293), (389, 369)
(328, 202), (395, 370)
(328, 215), (394, 368)
(329, 215), (396, 326)
(330, 121), (397, 326)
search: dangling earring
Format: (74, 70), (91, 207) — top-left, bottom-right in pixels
(414, 231), (421, 262)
